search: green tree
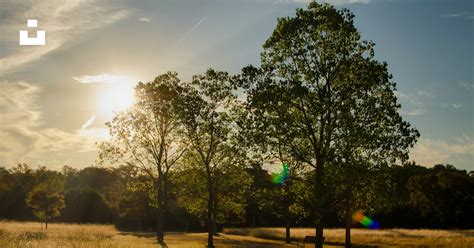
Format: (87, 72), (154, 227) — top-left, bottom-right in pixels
(26, 182), (65, 229)
(236, 66), (309, 243)
(242, 2), (418, 247)
(177, 69), (243, 248)
(408, 164), (474, 228)
(116, 165), (154, 230)
(99, 72), (186, 244)
(330, 61), (418, 246)
(174, 153), (251, 231)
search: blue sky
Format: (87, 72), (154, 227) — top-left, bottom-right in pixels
(0, 0), (472, 170)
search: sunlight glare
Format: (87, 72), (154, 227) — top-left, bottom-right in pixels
(96, 75), (137, 119)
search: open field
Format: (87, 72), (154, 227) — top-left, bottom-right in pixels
(223, 227), (474, 247)
(1, 221), (473, 247)
(0, 221), (293, 248)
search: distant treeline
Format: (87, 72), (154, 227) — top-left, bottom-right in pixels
(0, 162), (472, 230)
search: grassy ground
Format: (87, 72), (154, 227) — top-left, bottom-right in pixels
(1, 221), (473, 247)
(223, 227), (474, 247)
(0, 221), (293, 247)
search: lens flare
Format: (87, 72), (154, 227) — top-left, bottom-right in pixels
(272, 163), (289, 185)
(352, 210), (380, 229)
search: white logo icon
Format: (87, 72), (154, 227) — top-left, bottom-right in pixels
(19, 19), (46, 46)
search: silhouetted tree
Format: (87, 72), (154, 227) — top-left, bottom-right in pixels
(99, 72), (186, 244)
(408, 164), (474, 228)
(26, 182), (65, 229)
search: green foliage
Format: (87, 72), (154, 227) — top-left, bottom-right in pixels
(240, 5), (419, 243)
(408, 164), (474, 228)
(176, 69), (246, 246)
(26, 182), (65, 225)
(99, 72), (187, 242)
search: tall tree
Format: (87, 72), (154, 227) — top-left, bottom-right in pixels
(99, 72), (186, 245)
(328, 49), (418, 247)
(242, 2), (418, 247)
(237, 66), (309, 244)
(177, 69), (242, 248)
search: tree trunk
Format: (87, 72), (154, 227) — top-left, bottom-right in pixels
(345, 206), (352, 248)
(156, 207), (164, 243)
(162, 174), (169, 237)
(285, 179), (291, 244)
(315, 223), (323, 248)
(45, 219), (48, 230)
(314, 158), (325, 248)
(156, 177), (164, 244)
(185, 212), (190, 232)
(207, 187), (215, 248)
(213, 197), (218, 236)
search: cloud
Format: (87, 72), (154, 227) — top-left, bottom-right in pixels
(0, 0), (130, 76)
(442, 11), (474, 20)
(180, 16), (208, 42)
(416, 90), (434, 98)
(271, 0), (370, 4)
(396, 90), (434, 116)
(138, 17), (151, 22)
(78, 115), (109, 139)
(0, 81), (101, 168)
(81, 115), (96, 130)
(410, 135), (474, 168)
(441, 103), (465, 110)
(0, 81), (41, 162)
(458, 81), (474, 90)
(452, 104), (463, 109)
(73, 74), (136, 84)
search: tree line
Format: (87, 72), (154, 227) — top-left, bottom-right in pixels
(1, 2), (473, 248)
(0, 163), (472, 230)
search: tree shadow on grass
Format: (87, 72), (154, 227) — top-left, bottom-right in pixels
(304, 241), (378, 248)
(118, 231), (290, 247)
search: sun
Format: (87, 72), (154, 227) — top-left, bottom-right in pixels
(96, 75), (137, 119)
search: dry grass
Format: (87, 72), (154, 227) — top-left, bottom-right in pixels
(0, 221), (295, 247)
(223, 227), (474, 247)
(2, 221), (472, 247)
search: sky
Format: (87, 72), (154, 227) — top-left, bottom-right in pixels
(0, 0), (472, 171)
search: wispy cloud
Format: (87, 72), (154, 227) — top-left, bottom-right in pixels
(81, 115), (96, 130)
(396, 89), (435, 116)
(79, 115), (109, 139)
(458, 81), (474, 90)
(442, 11), (474, 20)
(73, 74), (136, 84)
(452, 104), (463, 109)
(0, 0), (130, 76)
(271, 0), (370, 4)
(180, 16), (208, 42)
(138, 17), (151, 22)
(410, 135), (474, 168)
(0, 81), (101, 168)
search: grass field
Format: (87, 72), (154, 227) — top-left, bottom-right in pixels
(0, 221), (293, 248)
(1, 221), (473, 247)
(223, 227), (474, 247)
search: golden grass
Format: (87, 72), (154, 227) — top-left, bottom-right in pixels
(0, 221), (295, 247)
(223, 227), (474, 247)
(2, 221), (472, 247)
